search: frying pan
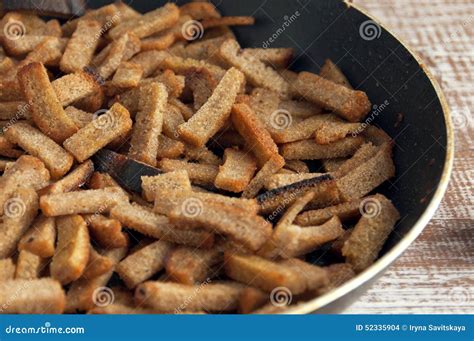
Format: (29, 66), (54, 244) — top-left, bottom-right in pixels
(89, 0), (454, 313)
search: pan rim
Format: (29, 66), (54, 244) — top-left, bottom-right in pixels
(285, 0), (455, 314)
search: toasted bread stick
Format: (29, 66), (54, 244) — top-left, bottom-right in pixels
(224, 253), (306, 294)
(63, 103), (132, 162)
(280, 136), (365, 160)
(220, 39), (289, 95)
(241, 48), (293, 68)
(169, 201), (271, 251)
(316, 263), (356, 295)
(141, 170), (191, 202)
(128, 83), (168, 166)
(295, 197), (364, 226)
(272, 114), (338, 144)
(275, 218), (344, 258)
(215, 148), (257, 193)
(331, 142), (378, 178)
(0, 258), (15, 281)
(278, 99), (323, 118)
(257, 174), (341, 214)
(60, 19), (102, 73)
(242, 155), (285, 198)
(336, 143), (395, 200)
(5, 122), (74, 179)
(52, 72), (98, 107)
(109, 3), (179, 40)
(342, 194), (400, 272)
(264, 173), (324, 190)
(153, 188), (259, 216)
(41, 160), (94, 195)
(294, 71), (370, 122)
(0, 135), (24, 158)
(280, 258), (329, 291)
(166, 247), (223, 285)
(183, 144), (221, 166)
(135, 281), (244, 312)
(158, 158), (218, 187)
(176, 67), (244, 147)
(116, 240), (172, 288)
(62, 3), (121, 36)
(238, 287), (268, 314)
(18, 62), (78, 143)
(96, 33), (135, 80)
(65, 246), (128, 313)
(0, 188), (39, 258)
(231, 103), (280, 166)
(314, 121), (365, 145)
(50, 215), (90, 285)
(157, 135), (185, 159)
(319, 59), (353, 89)
(81, 247), (114, 280)
(18, 215), (56, 258)
(109, 62), (143, 89)
(14, 249), (46, 280)
(110, 201), (214, 249)
(19, 37), (67, 68)
(83, 214), (128, 249)
(0, 278), (65, 313)
(0, 156), (49, 215)
(40, 187), (128, 217)
(258, 191), (316, 258)
(180, 2), (221, 20)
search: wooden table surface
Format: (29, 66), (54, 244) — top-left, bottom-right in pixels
(343, 0), (474, 314)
